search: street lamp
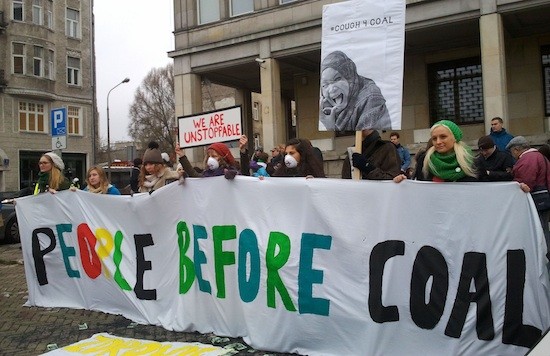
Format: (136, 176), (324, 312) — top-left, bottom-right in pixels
(106, 77), (130, 181)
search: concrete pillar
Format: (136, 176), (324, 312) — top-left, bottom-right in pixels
(173, 56), (203, 161)
(259, 58), (285, 151)
(480, 13), (509, 133)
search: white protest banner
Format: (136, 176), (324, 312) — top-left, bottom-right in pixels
(17, 178), (550, 355)
(178, 106), (242, 148)
(319, 0), (405, 131)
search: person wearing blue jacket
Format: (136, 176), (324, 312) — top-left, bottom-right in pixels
(390, 132), (411, 174)
(489, 117), (514, 152)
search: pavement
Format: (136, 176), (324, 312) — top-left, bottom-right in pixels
(0, 243), (297, 356)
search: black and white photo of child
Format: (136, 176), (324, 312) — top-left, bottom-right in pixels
(319, 50), (392, 131)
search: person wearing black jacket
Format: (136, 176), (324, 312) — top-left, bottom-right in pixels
(130, 158), (142, 194)
(475, 135), (515, 182)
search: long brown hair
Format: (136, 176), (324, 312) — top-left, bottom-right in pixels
(274, 138), (325, 178)
(86, 166), (110, 194)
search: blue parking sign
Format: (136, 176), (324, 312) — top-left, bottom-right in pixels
(51, 108), (67, 136)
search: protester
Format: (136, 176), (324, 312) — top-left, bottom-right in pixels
(394, 120), (476, 183)
(139, 142), (183, 193)
(252, 152), (270, 178)
(273, 138), (325, 178)
(176, 140), (242, 179)
(475, 135), (515, 182)
(130, 158), (142, 194)
(412, 140), (433, 180)
(33, 152), (71, 194)
(267, 144), (285, 175)
(390, 132), (411, 174)
(506, 136), (550, 248)
(538, 143), (550, 162)
(81, 166), (121, 195)
(342, 129), (401, 180)
(489, 117), (514, 152)
(161, 152), (174, 170)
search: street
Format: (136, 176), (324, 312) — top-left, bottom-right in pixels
(0, 243), (296, 356)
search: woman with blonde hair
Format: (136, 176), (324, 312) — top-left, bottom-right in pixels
(83, 166), (120, 195)
(394, 120), (477, 183)
(34, 152), (71, 194)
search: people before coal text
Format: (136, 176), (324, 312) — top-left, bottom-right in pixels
(176, 140), (242, 180)
(272, 138), (325, 178)
(393, 120), (477, 183)
(82, 166), (121, 195)
(34, 152), (71, 194)
(139, 142), (184, 193)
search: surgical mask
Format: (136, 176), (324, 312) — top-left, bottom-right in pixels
(207, 156), (219, 170)
(284, 154), (298, 168)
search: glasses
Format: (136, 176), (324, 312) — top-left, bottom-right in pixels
(38, 161), (51, 165)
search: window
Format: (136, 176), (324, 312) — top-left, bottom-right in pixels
(13, 43), (25, 74)
(46, 10), (53, 29)
(67, 106), (82, 135)
(252, 101), (260, 121)
(66, 8), (80, 38)
(13, 0), (23, 21)
(197, 0), (220, 25)
(542, 46), (550, 116)
(33, 46), (43, 77)
(19, 101), (46, 132)
(33, 0), (42, 25)
(230, 0), (253, 17)
(428, 57), (484, 125)
(280, 0), (297, 4)
(47, 49), (55, 80)
(67, 56), (80, 85)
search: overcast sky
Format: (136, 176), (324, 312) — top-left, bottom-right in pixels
(94, 0), (174, 143)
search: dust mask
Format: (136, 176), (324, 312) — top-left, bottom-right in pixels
(207, 156), (219, 170)
(284, 155), (298, 168)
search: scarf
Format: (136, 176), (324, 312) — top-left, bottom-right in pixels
(143, 174), (160, 189)
(37, 172), (49, 189)
(87, 186), (105, 194)
(428, 151), (466, 181)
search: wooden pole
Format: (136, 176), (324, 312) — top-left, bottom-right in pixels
(352, 131), (362, 180)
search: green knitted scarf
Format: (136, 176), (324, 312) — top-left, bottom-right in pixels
(428, 151), (466, 181)
(37, 172), (49, 187)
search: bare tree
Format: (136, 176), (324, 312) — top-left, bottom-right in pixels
(128, 64), (176, 153)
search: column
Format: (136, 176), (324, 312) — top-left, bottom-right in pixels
(480, 12), (509, 133)
(259, 58), (285, 151)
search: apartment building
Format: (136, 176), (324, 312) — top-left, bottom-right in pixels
(170, 0), (550, 177)
(0, 0), (95, 191)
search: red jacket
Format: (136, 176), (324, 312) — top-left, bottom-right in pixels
(512, 149), (550, 189)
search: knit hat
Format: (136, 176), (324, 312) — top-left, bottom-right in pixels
(44, 152), (65, 171)
(477, 135), (495, 150)
(506, 136), (529, 150)
(142, 142), (163, 164)
(208, 142), (236, 166)
(432, 120), (463, 142)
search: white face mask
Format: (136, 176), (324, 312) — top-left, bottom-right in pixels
(207, 156), (219, 170)
(284, 154), (298, 168)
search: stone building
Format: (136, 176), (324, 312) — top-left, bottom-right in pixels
(0, 0), (95, 191)
(170, 0), (550, 177)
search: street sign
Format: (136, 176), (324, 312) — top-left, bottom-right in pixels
(52, 136), (67, 150)
(51, 108), (67, 136)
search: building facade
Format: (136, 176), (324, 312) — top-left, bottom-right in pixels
(0, 0), (95, 191)
(170, 0), (550, 177)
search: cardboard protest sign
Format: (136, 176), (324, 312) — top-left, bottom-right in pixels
(178, 106), (242, 148)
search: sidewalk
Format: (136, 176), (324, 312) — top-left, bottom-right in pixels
(0, 243), (295, 356)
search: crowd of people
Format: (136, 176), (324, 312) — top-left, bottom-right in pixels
(26, 116), (550, 250)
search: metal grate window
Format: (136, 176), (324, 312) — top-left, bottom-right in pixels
(428, 57), (484, 125)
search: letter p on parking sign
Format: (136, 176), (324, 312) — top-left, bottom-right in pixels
(51, 108), (67, 136)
